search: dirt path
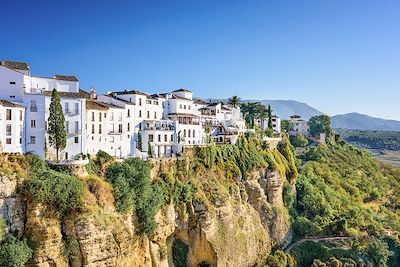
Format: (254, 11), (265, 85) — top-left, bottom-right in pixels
(284, 236), (350, 253)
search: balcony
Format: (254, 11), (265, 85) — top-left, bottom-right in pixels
(143, 120), (175, 131)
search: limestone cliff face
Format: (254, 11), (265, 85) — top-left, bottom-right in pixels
(0, 156), (292, 267)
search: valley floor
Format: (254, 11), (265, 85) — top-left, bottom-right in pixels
(367, 149), (400, 167)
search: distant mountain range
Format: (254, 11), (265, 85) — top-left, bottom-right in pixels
(239, 99), (400, 131)
(243, 99), (323, 120)
(331, 113), (400, 131)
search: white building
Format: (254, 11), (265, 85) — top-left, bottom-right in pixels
(0, 100), (25, 153)
(0, 61), (87, 160)
(256, 115), (281, 134)
(288, 115), (309, 136)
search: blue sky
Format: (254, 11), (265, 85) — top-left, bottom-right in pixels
(1, 0), (399, 119)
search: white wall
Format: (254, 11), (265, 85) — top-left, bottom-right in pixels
(0, 105), (25, 153)
(0, 66), (25, 102)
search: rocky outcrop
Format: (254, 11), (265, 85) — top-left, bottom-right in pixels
(0, 173), (26, 238)
(0, 154), (293, 267)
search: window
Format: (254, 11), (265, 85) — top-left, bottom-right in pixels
(188, 130), (191, 138)
(139, 98), (142, 106)
(99, 124), (102, 134)
(75, 103), (79, 114)
(179, 104), (182, 109)
(91, 112), (95, 121)
(99, 112), (102, 122)
(104, 112), (107, 118)
(139, 110), (142, 118)
(91, 124), (95, 134)
(154, 101), (159, 105)
(30, 136), (36, 144)
(74, 121), (79, 133)
(164, 134), (167, 142)
(30, 100), (37, 112)
(183, 129), (186, 137)
(65, 121), (69, 133)
(149, 134), (154, 142)
(65, 103), (70, 114)
(6, 138), (11, 144)
(9, 81), (16, 85)
(146, 100), (151, 104)
(74, 137), (79, 143)
(158, 134), (161, 142)
(19, 110), (23, 121)
(31, 120), (36, 128)
(154, 112), (157, 119)
(6, 109), (11, 120)
(193, 129), (195, 137)
(147, 111), (150, 119)
(127, 123), (130, 131)
(171, 134), (174, 142)
(118, 124), (123, 133)
(188, 106), (191, 110)
(6, 124), (11, 136)
(184, 105), (186, 109)
(127, 109), (130, 118)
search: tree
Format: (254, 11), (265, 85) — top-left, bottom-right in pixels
(309, 115), (331, 137)
(148, 141), (154, 158)
(366, 237), (393, 267)
(281, 120), (290, 133)
(267, 105), (273, 130)
(137, 131), (143, 151)
(228, 95), (241, 108)
(291, 134), (309, 147)
(48, 89), (66, 161)
(241, 102), (264, 128)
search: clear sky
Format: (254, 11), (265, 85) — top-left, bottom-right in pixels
(1, 0), (399, 119)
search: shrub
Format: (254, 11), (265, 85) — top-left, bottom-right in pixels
(106, 158), (163, 235)
(21, 169), (84, 218)
(0, 237), (33, 267)
(0, 218), (6, 242)
(291, 134), (309, 147)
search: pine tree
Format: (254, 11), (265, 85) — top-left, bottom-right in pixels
(267, 105), (273, 130)
(48, 89), (66, 161)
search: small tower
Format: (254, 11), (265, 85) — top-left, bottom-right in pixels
(89, 86), (97, 99)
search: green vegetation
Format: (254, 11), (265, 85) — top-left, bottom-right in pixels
(87, 150), (115, 176)
(257, 250), (296, 267)
(63, 235), (80, 263)
(20, 155), (84, 218)
(48, 88), (66, 161)
(228, 95), (241, 107)
(105, 158), (163, 235)
(309, 115), (331, 137)
(0, 218), (32, 267)
(337, 129), (400, 151)
(290, 134), (309, 148)
(0, 237), (33, 267)
(137, 130), (143, 151)
(172, 239), (189, 267)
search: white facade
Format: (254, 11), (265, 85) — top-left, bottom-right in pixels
(0, 101), (25, 153)
(0, 61), (246, 159)
(289, 115), (309, 136)
(256, 115), (281, 134)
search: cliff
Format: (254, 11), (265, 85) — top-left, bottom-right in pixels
(0, 138), (297, 267)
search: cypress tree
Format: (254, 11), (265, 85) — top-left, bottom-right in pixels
(137, 131), (142, 151)
(267, 105), (273, 130)
(48, 89), (66, 161)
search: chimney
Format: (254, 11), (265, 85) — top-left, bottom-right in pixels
(89, 86), (97, 99)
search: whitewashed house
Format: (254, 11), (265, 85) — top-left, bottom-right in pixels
(0, 100), (25, 153)
(85, 100), (109, 156)
(256, 115), (281, 134)
(0, 61), (87, 159)
(288, 115), (309, 136)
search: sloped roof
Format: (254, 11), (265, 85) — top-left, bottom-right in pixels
(86, 100), (109, 110)
(104, 94), (135, 105)
(0, 100), (24, 108)
(0, 60), (29, 71)
(170, 94), (193, 101)
(167, 112), (199, 118)
(193, 99), (208, 105)
(43, 89), (89, 99)
(110, 89), (148, 96)
(54, 75), (78, 82)
(172, 88), (192, 93)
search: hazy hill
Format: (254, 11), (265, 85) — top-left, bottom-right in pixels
(331, 112), (400, 131)
(242, 99), (324, 120)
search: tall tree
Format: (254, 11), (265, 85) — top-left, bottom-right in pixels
(309, 115), (331, 137)
(48, 89), (66, 161)
(267, 105), (273, 130)
(228, 95), (241, 108)
(241, 102), (263, 128)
